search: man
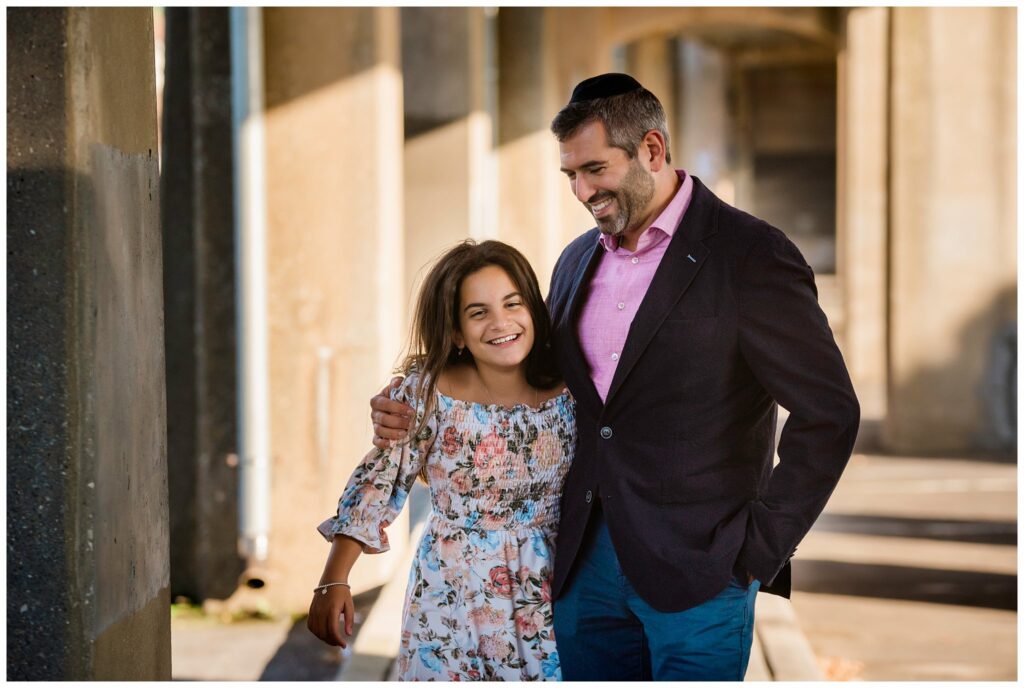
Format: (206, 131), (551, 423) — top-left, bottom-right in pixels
(371, 73), (859, 680)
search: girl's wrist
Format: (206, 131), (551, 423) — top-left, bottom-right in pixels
(313, 581), (351, 595)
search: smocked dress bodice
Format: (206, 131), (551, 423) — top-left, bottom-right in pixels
(319, 372), (576, 681)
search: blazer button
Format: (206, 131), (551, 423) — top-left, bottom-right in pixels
(585, 490), (593, 503)
(600, 426), (613, 439)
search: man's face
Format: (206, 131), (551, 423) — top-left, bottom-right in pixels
(559, 120), (656, 237)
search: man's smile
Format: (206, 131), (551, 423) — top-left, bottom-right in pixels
(589, 197), (615, 218)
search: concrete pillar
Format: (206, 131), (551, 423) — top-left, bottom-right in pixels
(7, 7), (170, 680)
(548, 8), (617, 275)
(161, 8), (243, 603)
(746, 61), (838, 274)
(625, 36), (677, 148)
(401, 7), (493, 304)
(886, 7), (1016, 452)
(622, 35), (688, 206)
(261, 7), (406, 610)
(730, 61), (758, 217)
(675, 39), (738, 204)
(836, 8), (890, 447)
(495, 8), (566, 286)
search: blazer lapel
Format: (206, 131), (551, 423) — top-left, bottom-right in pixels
(557, 239), (604, 410)
(604, 179), (718, 406)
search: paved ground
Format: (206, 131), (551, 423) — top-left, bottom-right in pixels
(789, 451), (1017, 680)
(170, 587), (381, 681)
(170, 452), (1017, 681)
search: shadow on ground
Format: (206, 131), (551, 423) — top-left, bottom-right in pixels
(259, 587), (383, 680)
(257, 618), (343, 681)
(813, 513), (1017, 545)
(794, 560), (1016, 611)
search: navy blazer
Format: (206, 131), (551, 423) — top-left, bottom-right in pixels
(547, 177), (860, 612)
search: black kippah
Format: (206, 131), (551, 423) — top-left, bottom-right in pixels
(569, 73), (643, 103)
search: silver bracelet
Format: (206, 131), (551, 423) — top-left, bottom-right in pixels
(314, 581), (351, 595)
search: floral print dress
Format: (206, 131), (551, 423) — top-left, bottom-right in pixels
(318, 372), (576, 681)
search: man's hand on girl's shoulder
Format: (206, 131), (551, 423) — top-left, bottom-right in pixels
(371, 376), (414, 449)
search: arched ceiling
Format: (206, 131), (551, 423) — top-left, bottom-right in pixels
(601, 7), (840, 52)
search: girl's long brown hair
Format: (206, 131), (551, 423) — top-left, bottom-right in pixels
(398, 240), (560, 440)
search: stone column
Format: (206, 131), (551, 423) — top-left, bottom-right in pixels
(675, 39), (737, 204)
(836, 8), (890, 447)
(625, 36), (677, 150)
(886, 7), (1016, 452)
(547, 8), (618, 278)
(401, 7), (493, 304)
(161, 7), (243, 603)
(262, 7), (407, 610)
(495, 7), (567, 286)
(626, 37), (675, 98)
(7, 7), (170, 679)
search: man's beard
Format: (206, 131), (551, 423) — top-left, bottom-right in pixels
(592, 158), (656, 237)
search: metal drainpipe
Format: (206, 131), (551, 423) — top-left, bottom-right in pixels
(230, 7), (271, 588)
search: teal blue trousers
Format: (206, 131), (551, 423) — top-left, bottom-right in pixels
(553, 507), (760, 681)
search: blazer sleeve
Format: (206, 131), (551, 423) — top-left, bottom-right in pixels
(734, 226), (860, 586)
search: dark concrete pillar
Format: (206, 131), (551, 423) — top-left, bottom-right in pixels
(161, 7), (242, 603)
(7, 7), (170, 679)
(7, 8), (79, 678)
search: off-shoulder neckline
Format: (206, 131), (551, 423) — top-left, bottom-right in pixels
(435, 387), (572, 414)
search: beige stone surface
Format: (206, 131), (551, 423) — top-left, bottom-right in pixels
(402, 9), (492, 300)
(495, 9), (567, 287)
(791, 450), (1016, 680)
(67, 8), (159, 158)
(886, 7), (1016, 452)
(262, 7), (408, 610)
(625, 37), (677, 141)
(836, 7), (890, 434)
(792, 592), (1016, 681)
(675, 39), (734, 202)
(64, 7), (170, 679)
(404, 117), (485, 300)
(545, 8), (616, 249)
(798, 530), (1017, 575)
(497, 130), (567, 292)
(823, 452), (1017, 521)
(93, 588), (172, 680)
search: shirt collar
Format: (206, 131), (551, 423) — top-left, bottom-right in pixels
(598, 169), (692, 253)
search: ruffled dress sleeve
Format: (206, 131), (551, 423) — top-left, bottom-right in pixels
(316, 372), (438, 553)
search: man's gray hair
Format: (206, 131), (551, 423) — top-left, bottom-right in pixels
(550, 87), (672, 164)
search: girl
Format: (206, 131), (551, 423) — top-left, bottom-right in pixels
(308, 240), (575, 681)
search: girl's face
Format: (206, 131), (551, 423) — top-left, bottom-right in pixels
(453, 265), (535, 372)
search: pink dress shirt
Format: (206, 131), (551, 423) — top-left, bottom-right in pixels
(577, 170), (694, 401)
